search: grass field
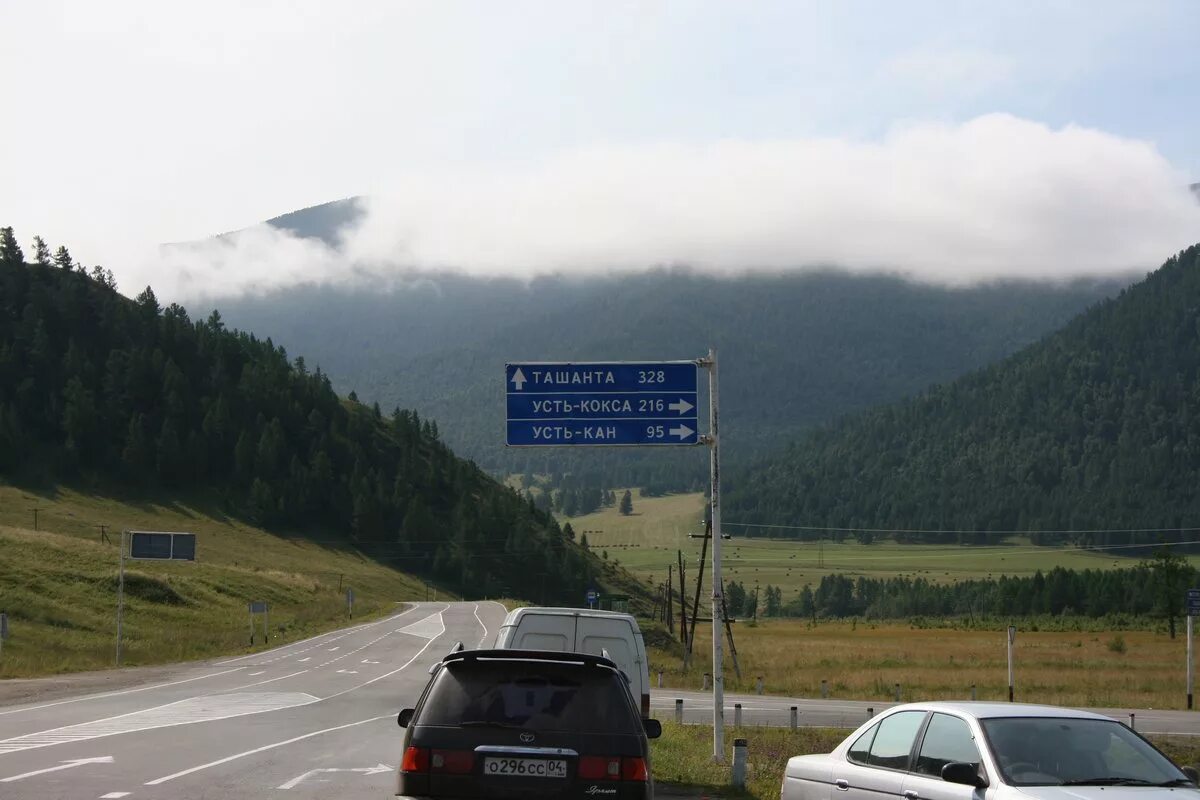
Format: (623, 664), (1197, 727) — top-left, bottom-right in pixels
(650, 723), (1200, 800)
(563, 491), (1200, 604)
(649, 619), (1196, 710)
(0, 483), (438, 678)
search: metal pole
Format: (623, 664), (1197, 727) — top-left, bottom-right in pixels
(116, 530), (126, 666)
(250, 607), (255, 646)
(705, 347), (725, 762)
(1007, 625), (1016, 702)
(1188, 614), (1194, 710)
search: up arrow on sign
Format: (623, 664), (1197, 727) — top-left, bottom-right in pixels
(511, 368), (527, 391)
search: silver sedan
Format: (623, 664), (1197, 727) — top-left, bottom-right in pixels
(781, 702), (1198, 800)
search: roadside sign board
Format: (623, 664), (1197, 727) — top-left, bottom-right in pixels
(1187, 589), (1200, 616)
(249, 601), (268, 614)
(586, 590), (598, 603)
(129, 531), (196, 561)
(599, 595), (630, 613)
(505, 362), (699, 446)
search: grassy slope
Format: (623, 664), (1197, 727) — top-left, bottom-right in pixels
(0, 484), (438, 678)
(650, 724), (1200, 800)
(565, 492), (1200, 602)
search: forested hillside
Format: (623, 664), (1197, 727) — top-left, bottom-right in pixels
(0, 226), (637, 604)
(726, 243), (1200, 548)
(214, 265), (1126, 495)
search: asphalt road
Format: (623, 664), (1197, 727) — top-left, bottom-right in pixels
(5, 603), (1200, 800)
(0, 601), (501, 800)
(651, 690), (1200, 737)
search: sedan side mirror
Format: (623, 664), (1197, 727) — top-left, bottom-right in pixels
(1182, 766), (1199, 784)
(942, 762), (987, 788)
(643, 718), (663, 739)
(397, 708), (415, 728)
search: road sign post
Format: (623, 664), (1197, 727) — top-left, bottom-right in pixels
(505, 355), (722, 761)
(702, 348), (724, 762)
(0, 611), (7, 658)
(586, 589), (598, 609)
(1187, 590), (1200, 709)
(249, 601), (268, 645)
(347, 588), (355, 619)
(117, 531), (197, 665)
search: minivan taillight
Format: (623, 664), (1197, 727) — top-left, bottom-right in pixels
(579, 756), (621, 780)
(579, 756), (648, 782)
(622, 757), (649, 782)
(402, 746), (430, 773)
(431, 749), (475, 774)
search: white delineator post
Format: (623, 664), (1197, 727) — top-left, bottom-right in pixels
(1007, 625), (1016, 702)
(1188, 613), (1194, 711)
(702, 348), (725, 763)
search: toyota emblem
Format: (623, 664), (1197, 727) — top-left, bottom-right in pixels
(520, 732), (536, 743)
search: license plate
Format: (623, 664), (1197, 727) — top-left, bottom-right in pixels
(483, 757), (567, 778)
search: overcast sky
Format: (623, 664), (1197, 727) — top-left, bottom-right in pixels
(3, 1), (1199, 298)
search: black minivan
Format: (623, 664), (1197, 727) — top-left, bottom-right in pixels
(396, 649), (661, 800)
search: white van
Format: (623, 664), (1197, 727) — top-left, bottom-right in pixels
(493, 607), (651, 716)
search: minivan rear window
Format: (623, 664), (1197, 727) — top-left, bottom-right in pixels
(419, 660), (639, 733)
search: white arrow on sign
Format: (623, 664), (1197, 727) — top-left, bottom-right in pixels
(0, 756), (114, 783)
(511, 368), (527, 391)
(670, 424), (694, 440)
(278, 764), (392, 790)
(668, 398), (694, 415)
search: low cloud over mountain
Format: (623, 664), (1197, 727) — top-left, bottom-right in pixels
(156, 114), (1199, 300)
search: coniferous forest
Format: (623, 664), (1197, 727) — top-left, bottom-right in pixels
(726, 244), (1200, 550)
(0, 226), (636, 605)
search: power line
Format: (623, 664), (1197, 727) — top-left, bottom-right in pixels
(723, 521), (1200, 536)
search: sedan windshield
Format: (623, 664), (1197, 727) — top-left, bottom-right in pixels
(982, 717), (1188, 787)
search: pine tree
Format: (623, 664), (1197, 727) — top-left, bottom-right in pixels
(619, 490), (633, 516)
(0, 227), (23, 266)
(52, 245), (73, 271)
(562, 522), (576, 541)
(32, 235), (51, 266)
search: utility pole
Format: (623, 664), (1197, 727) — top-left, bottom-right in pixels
(116, 530), (127, 665)
(700, 347), (724, 763)
(721, 581), (741, 679)
(688, 523), (709, 656)
(677, 550), (689, 663)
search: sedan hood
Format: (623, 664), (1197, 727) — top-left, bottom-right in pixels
(1018, 787), (1200, 800)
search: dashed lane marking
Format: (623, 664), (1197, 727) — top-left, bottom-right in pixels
(99, 793), (130, 798)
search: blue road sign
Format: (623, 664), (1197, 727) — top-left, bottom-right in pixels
(506, 362), (699, 447)
(1188, 588), (1200, 616)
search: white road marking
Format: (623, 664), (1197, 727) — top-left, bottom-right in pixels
(248, 671), (265, 676)
(297, 658), (311, 662)
(225, 670), (309, 692)
(214, 605), (419, 666)
(0, 756), (113, 782)
(0, 668), (245, 718)
(327, 647), (340, 651)
(277, 763), (391, 789)
(0, 693), (318, 756)
(144, 715), (390, 785)
(100, 793), (130, 798)
(473, 603), (489, 647)
(361, 659), (379, 664)
(396, 612), (445, 640)
(322, 613), (445, 701)
(335, 670), (358, 674)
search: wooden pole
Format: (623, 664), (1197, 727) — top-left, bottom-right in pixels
(688, 519), (709, 656)
(722, 580), (742, 679)
(666, 565), (675, 634)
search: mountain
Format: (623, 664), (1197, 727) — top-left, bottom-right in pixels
(211, 268), (1129, 492)
(261, 197), (365, 248)
(0, 227), (642, 605)
(724, 243), (1200, 548)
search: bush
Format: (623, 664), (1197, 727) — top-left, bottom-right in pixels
(1107, 635), (1127, 654)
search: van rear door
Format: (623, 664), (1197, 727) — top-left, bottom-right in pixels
(512, 613), (576, 652)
